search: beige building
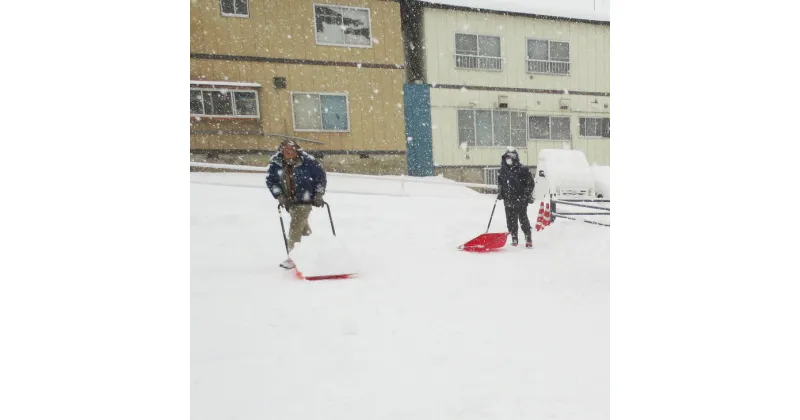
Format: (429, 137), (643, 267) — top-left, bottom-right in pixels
(404, 2), (610, 184)
(190, 0), (408, 174)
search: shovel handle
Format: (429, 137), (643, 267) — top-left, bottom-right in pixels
(486, 199), (499, 233)
(324, 201), (336, 236)
(278, 201), (336, 259)
(277, 204), (290, 257)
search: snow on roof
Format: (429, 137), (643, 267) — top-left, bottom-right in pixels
(190, 80), (261, 88)
(418, 0), (610, 23)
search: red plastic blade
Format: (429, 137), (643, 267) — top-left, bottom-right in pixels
(458, 232), (509, 252)
(295, 269), (356, 281)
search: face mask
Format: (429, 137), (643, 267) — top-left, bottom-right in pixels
(506, 158), (513, 165)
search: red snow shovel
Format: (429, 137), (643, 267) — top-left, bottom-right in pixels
(278, 202), (357, 280)
(458, 199), (509, 252)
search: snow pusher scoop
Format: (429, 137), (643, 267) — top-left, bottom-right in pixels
(457, 199), (509, 252)
(278, 202), (358, 280)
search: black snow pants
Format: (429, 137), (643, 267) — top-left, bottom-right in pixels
(505, 204), (532, 240)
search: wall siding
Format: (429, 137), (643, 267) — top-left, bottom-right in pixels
(190, 59), (406, 153)
(423, 6), (610, 173)
(190, 0), (406, 160)
(190, 0), (404, 65)
(423, 8), (609, 94)
(430, 88), (610, 169)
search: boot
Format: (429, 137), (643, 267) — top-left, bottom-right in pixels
(525, 233), (533, 248)
(510, 234), (519, 246)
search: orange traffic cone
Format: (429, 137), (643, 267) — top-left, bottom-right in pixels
(535, 201), (545, 231)
(543, 203), (552, 227)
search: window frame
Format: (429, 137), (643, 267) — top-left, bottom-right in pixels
(526, 38), (571, 76)
(220, 0), (249, 18)
(190, 88), (260, 119)
(579, 117), (610, 139)
(290, 91), (351, 133)
(312, 3), (373, 49)
(457, 108), (527, 148)
(528, 115), (572, 141)
(453, 32), (504, 72)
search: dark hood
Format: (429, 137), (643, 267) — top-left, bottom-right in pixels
(500, 150), (521, 169)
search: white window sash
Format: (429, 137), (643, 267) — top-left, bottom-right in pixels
(291, 92), (350, 132)
(190, 88), (259, 118)
(313, 4), (373, 48)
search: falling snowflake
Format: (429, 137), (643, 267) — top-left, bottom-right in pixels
(396, 103), (402, 108)
(460, 86), (468, 92)
(563, 89), (569, 94)
(407, 136), (413, 142)
(223, 75), (229, 80)
(357, 63), (362, 68)
(287, 35), (292, 39)
(462, 24), (469, 30)
(373, 37), (380, 44)
(373, 88), (379, 94)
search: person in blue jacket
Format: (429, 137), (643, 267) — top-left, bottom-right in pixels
(266, 140), (327, 268)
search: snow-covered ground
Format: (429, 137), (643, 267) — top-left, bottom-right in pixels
(191, 171), (609, 420)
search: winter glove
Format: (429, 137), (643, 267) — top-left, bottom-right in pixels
(496, 194), (503, 201)
(528, 195), (535, 204)
(277, 195), (290, 208)
(313, 195), (325, 208)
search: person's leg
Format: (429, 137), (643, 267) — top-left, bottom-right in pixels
(287, 205), (312, 251)
(505, 205), (520, 244)
(519, 204), (533, 244)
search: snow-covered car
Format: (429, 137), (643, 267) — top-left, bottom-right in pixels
(533, 149), (597, 200)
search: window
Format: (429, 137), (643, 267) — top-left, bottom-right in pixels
(190, 88), (259, 118)
(579, 117), (610, 138)
(529, 116), (571, 140)
(458, 109), (526, 147)
(314, 4), (371, 47)
(455, 34), (502, 71)
(292, 92), (349, 131)
(221, 0), (248, 17)
(527, 39), (570, 75)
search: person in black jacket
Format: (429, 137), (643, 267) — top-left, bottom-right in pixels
(496, 148), (535, 247)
